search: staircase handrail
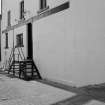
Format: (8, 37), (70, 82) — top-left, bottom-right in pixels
(17, 47), (25, 61)
(8, 48), (14, 67)
(20, 47), (25, 60)
(17, 47), (23, 61)
(4, 48), (14, 70)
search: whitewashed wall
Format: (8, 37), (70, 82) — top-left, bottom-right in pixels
(1, 0), (105, 86)
(1, 31), (13, 69)
(1, 0), (27, 66)
(2, 0), (21, 30)
(33, 0), (105, 87)
(14, 26), (27, 59)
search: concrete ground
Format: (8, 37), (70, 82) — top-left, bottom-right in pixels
(51, 82), (105, 105)
(0, 73), (75, 105)
(0, 71), (105, 105)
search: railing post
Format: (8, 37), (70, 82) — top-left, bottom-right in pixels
(24, 62), (27, 80)
(19, 62), (21, 78)
(18, 54), (19, 61)
(13, 54), (15, 76)
(32, 62), (33, 78)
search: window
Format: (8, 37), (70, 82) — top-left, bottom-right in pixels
(38, 0), (49, 13)
(5, 33), (8, 49)
(40, 0), (47, 10)
(7, 10), (11, 26)
(16, 34), (24, 47)
(20, 0), (24, 19)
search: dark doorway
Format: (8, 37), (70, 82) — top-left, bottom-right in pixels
(27, 23), (33, 59)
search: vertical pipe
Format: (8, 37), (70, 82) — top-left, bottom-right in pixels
(0, 15), (1, 61)
(13, 28), (15, 75)
(13, 28), (15, 61)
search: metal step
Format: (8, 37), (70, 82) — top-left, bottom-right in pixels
(8, 59), (42, 80)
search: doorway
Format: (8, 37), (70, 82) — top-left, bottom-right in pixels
(27, 23), (33, 59)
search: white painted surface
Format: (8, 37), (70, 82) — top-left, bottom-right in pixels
(1, 0), (105, 86)
(2, 0), (20, 30)
(14, 26), (27, 58)
(33, 0), (105, 86)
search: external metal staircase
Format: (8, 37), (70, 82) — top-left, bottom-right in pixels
(5, 47), (42, 80)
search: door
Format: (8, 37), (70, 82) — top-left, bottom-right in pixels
(27, 23), (33, 59)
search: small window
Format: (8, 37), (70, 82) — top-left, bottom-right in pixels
(38, 0), (49, 14)
(7, 10), (11, 26)
(20, 0), (24, 19)
(40, 0), (47, 10)
(16, 34), (24, 47)
(5, 33), (9, 49)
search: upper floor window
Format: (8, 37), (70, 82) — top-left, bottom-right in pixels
(16, 34), (24, 47)
(7, 10), (11, 26)
(40, 0), (47, 10)
(5, 33), (9, 49)
(20, 0), (24, 20)
(38, 0), (49, 13)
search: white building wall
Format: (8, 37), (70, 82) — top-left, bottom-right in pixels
(1, 0), (105, 86)
(1, 0), (27, 66)
(24, 0), (69, 20)
(14, 26), (27, 59)
(33, 0), (105, 86)
(24, 0), (39, 19)
(1, 31), (13, 69)
(2, 0), (20, 30)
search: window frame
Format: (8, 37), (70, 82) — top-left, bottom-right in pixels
(38, 0), (49, 13)
(20, 0), (24, 20)
(16, 33), (24, 47)
(5, 33), (9, 49)
(40, 0), (47, 10)
(7, 10), (11, 26)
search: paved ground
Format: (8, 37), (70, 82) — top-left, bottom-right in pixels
(0, 71), (105, 105)
(0, 73), (75, 105)
(51, 83), (105, 105)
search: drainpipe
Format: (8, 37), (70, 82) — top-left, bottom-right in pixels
(0, 15), (1, 61)
(13, 28), (15, 75)
(13, 28), (15, 61)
